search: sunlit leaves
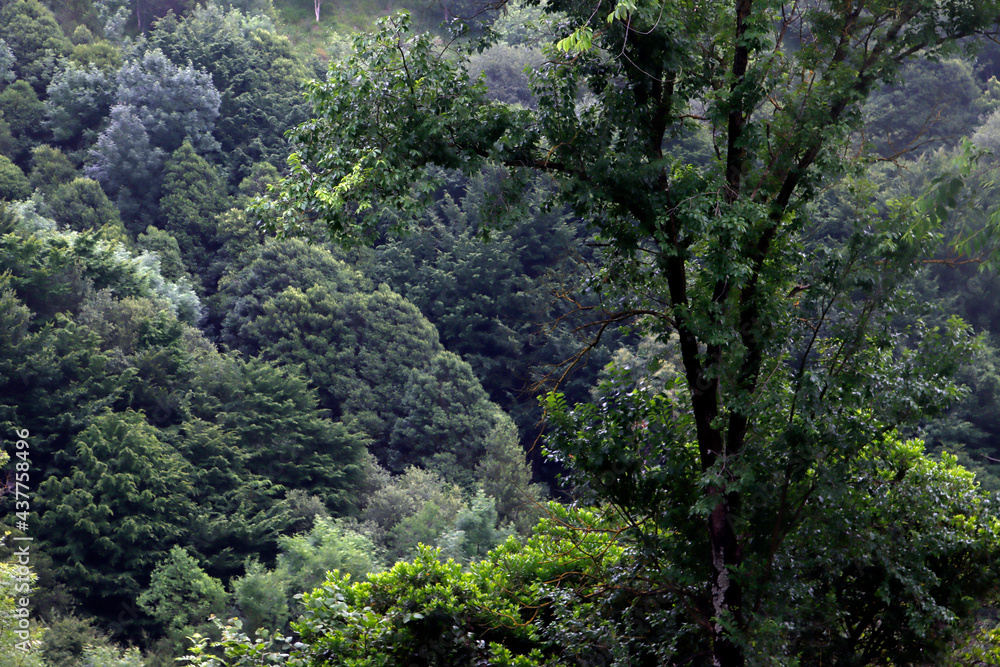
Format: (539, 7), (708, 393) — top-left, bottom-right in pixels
(251, 12), (517, 244)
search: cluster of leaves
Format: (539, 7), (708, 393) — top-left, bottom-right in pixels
(182, 505), (627, 667)
(185, 432), (1000, 667)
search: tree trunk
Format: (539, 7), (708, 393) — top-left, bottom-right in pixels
(709, 496), (744, 666)
(314, 0), (322, 22)
(667, 253), (747, 665)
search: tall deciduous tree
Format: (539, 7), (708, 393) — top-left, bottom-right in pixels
(255, 3), (1000, 664)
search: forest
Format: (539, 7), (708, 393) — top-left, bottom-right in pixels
(3, 0), (1000, 665)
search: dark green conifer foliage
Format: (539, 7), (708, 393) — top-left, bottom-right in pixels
(35, 410), (194, 637)
(0, 0), (72, 93)
(186, 356), (368, 515)
(217, 239), (497, 477)
(147, 4), (308, 183)
(474, 418), (545, 533)
(136, 225), (191, 283)
(217, 238), (369, 343)
(0, 153), (29, 200)
(47, 177), (125, 239)
(159, 140), (230, 290)
(135, 0), (196, 33)
(163, 416), (287, 578)
(219, 238), (522, 482)
(388, 350), (505, 485)
(0, 79), (45, 166)
(0, 289), (124, 476)
(369, 171), (616, 442)
(28, 144), (75, 193)
(234, 281), (439, 458)
(38, 614), (123, 667)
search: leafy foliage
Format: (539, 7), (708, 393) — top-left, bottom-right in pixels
(27, 145), (74, 194)
(44, 60), (115, 152)
(274, 518), (382, 598)
(474, 419), (545, 534)
(158, 140), (230, 290)
(0, 154), (29, 200)
(46, 177), (125, 239)
(147, 4), (308, 183)
(0, 553), (45, 667)
(255, 3), (1000, 663)
(0, 0), (71, 93)
(0, 80), (46, 165)
(138, 546), (227, 654)
(181, 506), (629, 667)
(34, 410), (194, 637)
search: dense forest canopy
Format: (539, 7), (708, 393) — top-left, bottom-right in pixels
(3, 0), (1000, 665)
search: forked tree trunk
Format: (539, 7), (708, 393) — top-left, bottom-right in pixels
(314, 0), (322, 22)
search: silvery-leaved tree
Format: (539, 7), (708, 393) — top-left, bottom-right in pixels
(251, 1), (1000, 664)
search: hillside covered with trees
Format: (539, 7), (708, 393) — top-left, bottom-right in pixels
(3, 0), (1000, 665)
